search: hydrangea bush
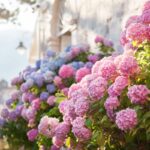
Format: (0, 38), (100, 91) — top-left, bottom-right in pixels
(0, 38), (114, 150)
(46, 1), (150, 149)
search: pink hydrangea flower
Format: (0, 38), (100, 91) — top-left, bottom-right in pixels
(142, 0), (150, 12)
(31, 98), (41, 110)
(120, 31), (129, 46)
(52, 136), (64, 148)
(61, 87), (69, 96)
(47, 96), (56, 106)
(71, 47), (81, 56)
(26, 107), (37, 121)
(72, 117), (85, 128)
(104, 97), (120, 111)
(74, 98), (90, 116)
(59, 100), (69, 114)
(94, 35), (104, 43)
(62, 100), (76, 124)
(54, 122), (70, 139)
(80, 73), (99, 91)
(75, 67), (91, 82)
(68, 83), (88, 101)
(125, 15), (140, 28)
(59, 65), (75, 79)
(27, 128), (38, 141)
(53, 76), (63, 87)
(139, 10), (150, 25)
(114, 53), (139, 76)
(126, 23), (150, 43)
(91, 61), (102, 74)
(127, 85), (150, 104)
(92, 57), (116, 79)
(88, 54), (99, 63)
(72, 127), (92, 141)
(38, 116), (59, 138)
(98, 59), (117, 80)
(88, 76), (107, 100)
(50, 145), (59, 150)
(108, 76), (129, 96)
(115, 108), (137, 131)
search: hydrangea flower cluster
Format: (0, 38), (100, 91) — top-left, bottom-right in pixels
(115, 108), (137, 131)
(0, 39), (114, 149)
(120, 0), (150, 47)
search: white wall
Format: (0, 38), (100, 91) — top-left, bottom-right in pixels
(63, 0), (146, 51)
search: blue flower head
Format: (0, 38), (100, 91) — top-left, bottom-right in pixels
(46, 84), (56, 94)
(35, 60), (41, 69)
(46, 50), (56, 58)
(64, 45), (72, 52)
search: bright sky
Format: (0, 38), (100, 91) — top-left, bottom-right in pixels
(0, 0), (37, 82)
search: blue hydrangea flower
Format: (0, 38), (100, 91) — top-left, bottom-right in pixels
(71, 61), (80, 70)
(40, 92), (49, 101)
(54, 58), (65, 68)
(46, 84), (56, 94)
(48, 61), (57, 71)
(78, 61), (85, 68)
(35, 60), (41, 69)
(43, 71), (55, 83)
(46, 50), (56, 58)
(85, 62), (93, 69)
(64, 45), (72, 52)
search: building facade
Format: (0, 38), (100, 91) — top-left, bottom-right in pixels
(29, 0), (146, 63)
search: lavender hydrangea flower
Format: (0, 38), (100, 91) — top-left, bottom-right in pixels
(40, 92), (49, 101)
(47, 84), (56, 94)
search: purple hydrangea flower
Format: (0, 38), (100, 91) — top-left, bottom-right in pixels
(47, 84), (56, 94)
(40, 92), (49, 101)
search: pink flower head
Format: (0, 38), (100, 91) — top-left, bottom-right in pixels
(59, 100), (69, 114)
(72, 117), (85, 128)
(54, 122), (70, 139)
(108, 76), (129, 96)
(126, 23), (150, 43)
(59, 65), (75, 79)
(75, 67), (91, 82)
(94, 35), (104, 43)
(142, 0), (150, 12)
(74, 98), (90, 116)
(61, 87), (69, 96)
(115, 53), (139, 76)
(38, 116), (59, 138)
(88, 76), (107, 100)
(80, 73), (99, 90)
(88, 54), (99, 63)
(115, 108), (137, 131)
(50, 145), (59, 150)
(26, 107), (37, 121)
(31, 98), (41, 110)
(125, 15), (140, 28)
(71, 47), (81, 56)
(104, 97), (120, 111)
(120, 31), (129, 46)
(27, 128), (38, 141)
(68, 83), (88, 101)
(139, 10), (150, 25)
(128, 85), (150, 104)
(54, 76), (63, 87)
(97, 59), (117, 80)
(61, 100), (76, 124)
(47, 96), (56, 106)
(72, 127), (92, 141)
(52, 136), (64, 148)
(103, 39), (114, 47)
